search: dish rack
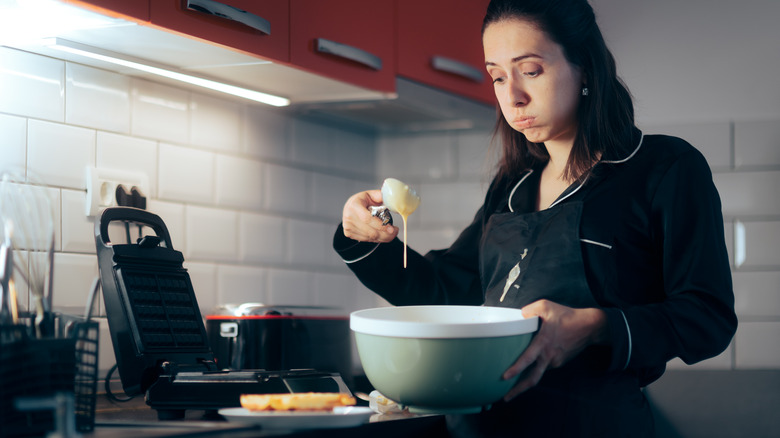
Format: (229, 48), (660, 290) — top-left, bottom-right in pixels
(0, 313), (99, 437)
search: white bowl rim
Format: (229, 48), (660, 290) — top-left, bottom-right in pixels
(350, 305), (539, 339)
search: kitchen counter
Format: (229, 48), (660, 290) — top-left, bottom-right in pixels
(88, 395), (449, 438)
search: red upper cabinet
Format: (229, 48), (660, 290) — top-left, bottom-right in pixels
(149, 0), (290, 63)
(396, 0), (494, 106)
(64, 0), (150, 22)
(289, 0), (395, 94)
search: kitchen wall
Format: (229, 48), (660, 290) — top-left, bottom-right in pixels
(0, 45), (396, 374)
(1, 0), (778, 434)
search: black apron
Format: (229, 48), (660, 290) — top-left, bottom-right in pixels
(446, 176), (654, 438)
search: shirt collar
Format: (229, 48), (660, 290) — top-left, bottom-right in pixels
(506, 129), (644, 212)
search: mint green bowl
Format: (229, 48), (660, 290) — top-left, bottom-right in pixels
(350, 305), (538, 414)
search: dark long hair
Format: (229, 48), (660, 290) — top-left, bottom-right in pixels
(483, 0), (635, 182)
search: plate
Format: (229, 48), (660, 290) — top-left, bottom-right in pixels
(218, 406), (374, 430)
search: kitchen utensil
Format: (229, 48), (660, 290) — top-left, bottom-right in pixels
(0, 220), (18, 326)
(351, 305), (538, 414)
(380, 178), (420, 268)
(95, 207), (351, 420)
(0, 171), (56, 337)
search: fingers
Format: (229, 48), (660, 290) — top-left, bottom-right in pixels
(503, 300), (608, 401)
(504, 356), (550, 401)
(342, 190), (398, 243)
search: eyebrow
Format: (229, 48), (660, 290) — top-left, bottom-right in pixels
(485, 53), (543, 67)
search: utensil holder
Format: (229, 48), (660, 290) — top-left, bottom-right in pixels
(0, 314), (99, 437)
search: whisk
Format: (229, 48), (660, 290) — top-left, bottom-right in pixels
(0, 170), (56, 337)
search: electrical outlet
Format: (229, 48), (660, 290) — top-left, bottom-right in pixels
(85, 167), (150, 217)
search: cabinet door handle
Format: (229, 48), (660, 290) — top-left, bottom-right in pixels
(186, 0), (271, 35)
(431, 56), (484, 83)
(315, 38), (383, 71)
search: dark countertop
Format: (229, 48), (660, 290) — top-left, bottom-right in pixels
(87, 394), (449, 438)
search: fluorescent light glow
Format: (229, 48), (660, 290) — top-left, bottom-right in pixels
(0, 0), (128, 45)
(46, 39), (290, 107)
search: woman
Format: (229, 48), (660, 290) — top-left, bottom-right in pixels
(334, 0), (737, 436)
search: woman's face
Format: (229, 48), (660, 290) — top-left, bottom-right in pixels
(484, 18), (583, 148)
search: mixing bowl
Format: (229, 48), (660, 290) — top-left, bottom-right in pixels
(350, 305), (538, 414)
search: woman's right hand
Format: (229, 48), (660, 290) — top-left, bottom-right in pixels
(342, 190), (399, 243)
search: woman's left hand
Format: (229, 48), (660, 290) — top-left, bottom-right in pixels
(502, 299), (608, 401)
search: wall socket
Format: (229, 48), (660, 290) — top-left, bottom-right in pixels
(85, 167), (150, 217)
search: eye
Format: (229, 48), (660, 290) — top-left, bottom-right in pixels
(521, 63), (542, 78)
(492, 76), (506, 84)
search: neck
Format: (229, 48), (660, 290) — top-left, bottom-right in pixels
(544, 140), (573, 182)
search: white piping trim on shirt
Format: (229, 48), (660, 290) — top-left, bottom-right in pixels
(507, 132), (646, 212)
(580, 238), (612, 249)
(507, 170), (534, 213)
(548, 176), (587, 208)
(619, 309), (633, 370)
(601, 132), (644, 164)
(342, 243), (380, 264)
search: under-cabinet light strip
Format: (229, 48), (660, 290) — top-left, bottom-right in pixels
(45, 38), (290, 107)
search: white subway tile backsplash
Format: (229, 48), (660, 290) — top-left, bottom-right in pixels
(353, 283), (390, 312)
(377, 132), (457, 180)
(0, 113), (27, 172)
(96, 132), (158, 197)
(217, 264), (267, 306)
(243, 105), (289, 162)
(51, 252), (98, 310)
(27, 119), (95, 189)
(215, 154), (263, 210)
(239, 212), (287, 264)
(184, 261), (218, 313)
(734, 119), (780, 168)
(735, 322), (780, 368)
(313, 272), (355, 310)
(267, 268), (314, 306)
(130, 79), (189, 143)
(456, 130), (494, 178)
(714, 171), (780, 216)
(736, 221), (780, 268)
(290, 119), (335, 169)
(311, 173), (352, 222)
(288, 219), (334, 268)
(185, 205), (238, 262)
(733, 271), (780, 318)
(0, 48), (64, 122)
(61, 189), (94, 253)
(65, 63), (130, 134)
(144, 199), (186, 250)
(190, 93), (241, 152)
(643, 122), (732, 170)
(332, 130), (375, 174)
(158, 143), (214, 203)
(418, 181), (484, 226)
(264, 163), (310, 215)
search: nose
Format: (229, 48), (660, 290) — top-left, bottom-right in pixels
(506, 78), (528, 107)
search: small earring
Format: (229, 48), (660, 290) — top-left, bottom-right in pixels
(581, 87), (589, 96)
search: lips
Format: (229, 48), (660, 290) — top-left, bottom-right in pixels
(512, 116), (536, 129)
